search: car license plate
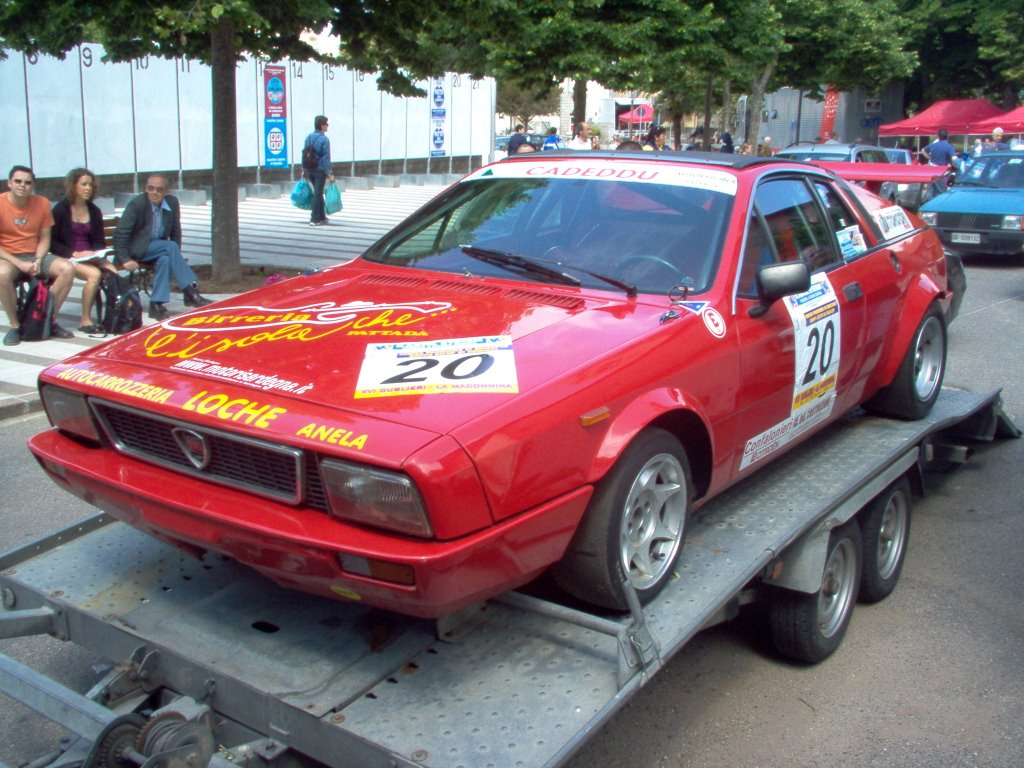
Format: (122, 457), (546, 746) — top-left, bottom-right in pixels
(951, 232), (981, 244)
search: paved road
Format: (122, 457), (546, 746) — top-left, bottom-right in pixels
(1, 254), (1021, 767)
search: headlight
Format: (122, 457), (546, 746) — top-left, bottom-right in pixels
(39, 385), (103, 443)
(320, 458), (433, 537)
(920, 211), (937, 226)
(1001, 215), (1022, 230)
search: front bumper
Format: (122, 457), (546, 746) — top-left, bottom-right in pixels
(933, 228), (1024, 256)
(29, 429), (592, 619)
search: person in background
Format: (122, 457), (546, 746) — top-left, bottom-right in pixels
(616, 140), (644, 151)
(50, 168), (119, 334)
(642, 126), (669, 151)
(720, 131), (735, 153)
(507, 125), (528, 155)
(113, 173), (212, 320)
(758, 136), (773, 156)
(982, 127), (1008, 153)
(567, 122), (595, 150)
(920, 129), (957, 169)
(303, 115), (334, 226)
(0, 165), (76, 345)
(542, 127), (562, 151)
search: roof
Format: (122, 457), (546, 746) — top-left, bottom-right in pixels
(878, 99), (1005, 137)
(970, 105), (1024, 134)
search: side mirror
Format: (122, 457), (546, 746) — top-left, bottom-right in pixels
(750, 261), (811, 316)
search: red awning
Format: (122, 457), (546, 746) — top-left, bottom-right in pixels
(971, 105), (1024, 134)
(878, 99), (1004, 136)
(617, 104), (654, 125)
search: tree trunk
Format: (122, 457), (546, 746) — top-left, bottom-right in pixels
(572, 79), (587, 128)
(721, 79), (732, 134)
(702, 74), (713, 150)
(210, 17), (241, 283)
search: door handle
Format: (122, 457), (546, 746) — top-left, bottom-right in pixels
(844, 282), (863, 301)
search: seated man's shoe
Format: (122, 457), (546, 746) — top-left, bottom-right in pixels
(50, 324), (75, 339)
(183, 284), (213, 307)
(148, 302), (169, 320)
(3, 327), (20, 346)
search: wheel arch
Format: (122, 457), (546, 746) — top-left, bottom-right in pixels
(871, 275), (946, 390)
(592, 389), (714, 501)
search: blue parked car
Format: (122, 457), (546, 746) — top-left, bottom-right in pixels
(919, 150), (1024, 258)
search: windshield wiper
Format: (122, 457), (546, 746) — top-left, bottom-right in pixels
(546, 260), (637, 298)
(461, 246), (581, 287)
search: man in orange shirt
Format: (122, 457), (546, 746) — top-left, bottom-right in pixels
(0, 166), (76, 345)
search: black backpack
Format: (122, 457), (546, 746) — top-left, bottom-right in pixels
(17, 278), (54, 341)
(301, 135), (320, 171)
(96, 271), (143, 335)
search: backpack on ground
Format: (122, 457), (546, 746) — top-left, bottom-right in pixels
(301, 135), (320, 171)
(95, 271), (143, 335)
(17, 278), (54, 341)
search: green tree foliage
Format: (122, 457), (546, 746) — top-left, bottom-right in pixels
(900, 0), (1022, 109)
(0, 0), (336, 282)
(496, 80), (561, 132)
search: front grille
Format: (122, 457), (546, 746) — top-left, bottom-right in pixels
(935, 212), (1004, 230)
(91, 400), (319, 505)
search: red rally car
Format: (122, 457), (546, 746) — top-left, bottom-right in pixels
(29, 151), (953, 619)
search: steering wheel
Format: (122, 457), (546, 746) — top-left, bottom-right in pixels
(619, 253), (685, 282)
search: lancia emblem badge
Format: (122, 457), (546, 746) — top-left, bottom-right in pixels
(172, 428), (212, 470)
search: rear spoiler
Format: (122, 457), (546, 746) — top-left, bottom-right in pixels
(815, 161), (947, 195)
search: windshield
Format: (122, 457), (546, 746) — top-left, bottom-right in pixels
(777, 150), (851, 162)
(362, 172), (734, 296)
(958, 155), (1024, 189)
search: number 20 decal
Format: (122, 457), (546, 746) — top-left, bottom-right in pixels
(380, 353), (494, 384)
(801, 320), (836, 385)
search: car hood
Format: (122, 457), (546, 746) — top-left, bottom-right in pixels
(62, 262), (679, 460)
(921, 185), (1024, 215)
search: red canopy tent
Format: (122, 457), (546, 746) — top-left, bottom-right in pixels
(971, 105), (1024, 134)
(617, 104), (654, 125)
(878, 99), (1004, 136)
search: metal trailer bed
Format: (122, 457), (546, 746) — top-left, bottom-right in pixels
(0, 388), (1017, 768)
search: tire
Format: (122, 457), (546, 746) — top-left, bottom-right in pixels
(858, 477), (912, 603)
(553, 428), (691, 611)
(769, 521), (862, 663)
(865, 303), (946, 420)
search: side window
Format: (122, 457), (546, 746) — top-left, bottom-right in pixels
(813, 181), (870, 260)
(753, 178), (840, 273)
(738, 213), (776, 297)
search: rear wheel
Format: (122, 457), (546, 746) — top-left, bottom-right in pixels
(866, 304), (946, 419)
(769, 521), (862, 663)
(553, 428), (691, 611)
(858, 477), (912, 603)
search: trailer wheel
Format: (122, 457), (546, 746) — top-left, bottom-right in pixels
(858, 477), (912, 603)
(553, 428), (691, 611)
(769, 521), (862, 663)
(865, 304), (946, 420)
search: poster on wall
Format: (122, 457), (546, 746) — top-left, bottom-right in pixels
(264, 64), (288, 168)
(431, 76), (448, 158)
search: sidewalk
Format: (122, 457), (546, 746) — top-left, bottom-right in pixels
(0, 182), (447, 421)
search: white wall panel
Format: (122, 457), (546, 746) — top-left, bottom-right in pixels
(79, 45), (135, 176)
(0, 54), (31, 171)
(24, 52), (86, 179)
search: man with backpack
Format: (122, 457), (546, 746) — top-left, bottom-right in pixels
(302, 115), (333, 226)
(113, 174), (212, 321)
(1, 165), (76, 345)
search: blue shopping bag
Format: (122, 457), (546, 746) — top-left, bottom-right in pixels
(290, 178), (313, 210)
(325, 180), (343, 214)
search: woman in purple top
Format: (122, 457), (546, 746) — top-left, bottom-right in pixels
(50, 168), (118, 333)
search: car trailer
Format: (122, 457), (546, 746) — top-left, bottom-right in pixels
(0, 388), (1018, 768)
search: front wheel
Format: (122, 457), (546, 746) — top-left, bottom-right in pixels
(768, 521), (862, 663)
(553, 428), (692, 611)
(858, 477), (912, 603)
(865, 304), (946, 419)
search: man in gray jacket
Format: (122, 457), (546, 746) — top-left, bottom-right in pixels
(113, 174), (211, 319)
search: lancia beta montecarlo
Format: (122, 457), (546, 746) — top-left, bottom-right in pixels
(29, 151), (954, 619)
